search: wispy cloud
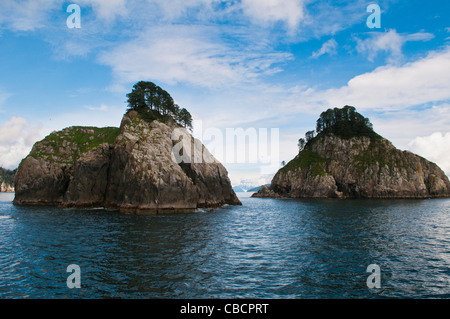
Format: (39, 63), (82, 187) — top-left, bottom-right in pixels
(355, 29), (435, 63)
(300, 0), (368, 38)
(0, 0), (375, 59)
(0, 0), (60, 32)
(85, 104), (110, 112)
(311, 38), (338, 58)
(241, 0), (306, 31)
(99, 25), (293, 88)
(76, 0), (128, 22)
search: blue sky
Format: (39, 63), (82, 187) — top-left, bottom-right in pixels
(0, 0), (449, 186)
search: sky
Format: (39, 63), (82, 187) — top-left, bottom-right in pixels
(0, 0), (449, 186)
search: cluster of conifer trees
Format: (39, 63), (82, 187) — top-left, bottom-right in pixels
(126, 81), (193, 129)
(298, 105), (375, 152)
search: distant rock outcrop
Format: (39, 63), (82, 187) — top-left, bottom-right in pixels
(253, 107), (450, 199)
(1, 182), (15, 193)
(252, 185), (281, 198)
(0, 168), (15, 192)
(13, 111), (241, 212)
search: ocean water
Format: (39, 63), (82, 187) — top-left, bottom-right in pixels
(1, 192), (450, 299)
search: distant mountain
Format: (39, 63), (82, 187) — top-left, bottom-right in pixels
(232, 183), (271, 192)
(232, 185), (248, 193)
(232, 175), (274, 193)
(247, 184), (270, 192)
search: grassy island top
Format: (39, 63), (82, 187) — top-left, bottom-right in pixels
(28, 126), (120, 164)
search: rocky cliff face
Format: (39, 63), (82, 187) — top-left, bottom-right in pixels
(14, 111), (241, 212)
(253, 134), (450, 199)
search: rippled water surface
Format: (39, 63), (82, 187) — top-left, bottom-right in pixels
(1, 192), (450, 298)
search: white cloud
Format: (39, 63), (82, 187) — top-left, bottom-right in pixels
(311, 38), (338, 58)
(367, 104), (450, 150)
(404, 32), (435, 42)
(0, 117), (43, 169)
(0, 0), (60, 31)
(0, 0), (128, 31)
(150, 0), (218, 21)
(292, 46), (450, 112)
(408, 132), (450, 177)
(356, 29), (434, 63)
(85, 104), (110, 112)
(77, 0), (128, 21)
(241, 0), (305, 30)
(99, 25), (292, 88)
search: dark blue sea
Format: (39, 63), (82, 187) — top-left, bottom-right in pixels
(1, 192), (450, 299)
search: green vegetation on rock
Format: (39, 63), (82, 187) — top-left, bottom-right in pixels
(29, 126), (119, 164)
(280, 146), (329, 176)
(353, 140), (389, 173)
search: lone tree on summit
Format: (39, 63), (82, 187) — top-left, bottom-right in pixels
(126, 81), (193, 130)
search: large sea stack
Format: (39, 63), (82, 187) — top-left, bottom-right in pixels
(13, 111), (241, 212)
(253, 106), (450, 199)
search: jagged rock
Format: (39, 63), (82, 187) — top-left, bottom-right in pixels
(12, 157), (71, 204)
(251, 185), (282, 198)
(253, 134), (450, 199)
(13, 112), (241, 212)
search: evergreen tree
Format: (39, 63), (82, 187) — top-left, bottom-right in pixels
(298, 138), (306, 152)
(312, 105), (377, 140)
(126, 81), (193, 129)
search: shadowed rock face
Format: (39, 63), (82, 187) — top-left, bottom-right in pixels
(13, 112), (241, 212)
(253, 134), (450, 199)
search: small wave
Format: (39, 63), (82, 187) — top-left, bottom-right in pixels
(195, 208), (215, 213)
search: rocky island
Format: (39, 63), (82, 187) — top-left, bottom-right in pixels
(13, 81), (241, 212)
(253, 106), (450, 199)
